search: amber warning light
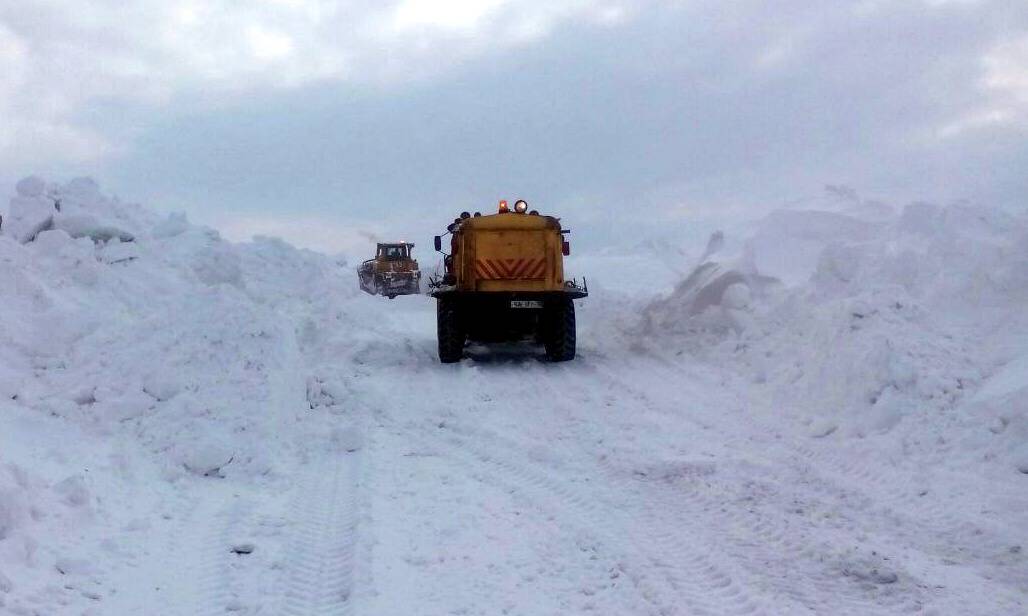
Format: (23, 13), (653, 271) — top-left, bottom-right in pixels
(498, 199), (509, 213)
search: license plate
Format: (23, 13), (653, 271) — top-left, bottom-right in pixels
(510, 300), (543, 309)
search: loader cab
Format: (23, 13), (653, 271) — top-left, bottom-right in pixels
(377, 243), (412, 261)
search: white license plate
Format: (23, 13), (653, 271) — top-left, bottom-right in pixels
(510, 300), (543, 309)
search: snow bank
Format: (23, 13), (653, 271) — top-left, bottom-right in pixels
(0, 176), (357, 612)
(642, 188), (1028, 470)
(961, 353), (1028, 473)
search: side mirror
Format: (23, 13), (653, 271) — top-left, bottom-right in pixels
(434, 236), (442, 251)
(562, 240), (570, 256)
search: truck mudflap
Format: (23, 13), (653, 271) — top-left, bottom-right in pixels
(429, 277), (587, 300)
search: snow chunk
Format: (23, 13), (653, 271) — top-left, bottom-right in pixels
(5, 191), (56, 243)
(142, 375), (182, 402)
(721, 282), (751, 310)
(5, 175), (151, 245)
(152, 212), (191, 239)
(179, 436), (236, 477)
(14, 176), (45, 198)
(53, 212), (135, 243)
(62, 177), (101, 202)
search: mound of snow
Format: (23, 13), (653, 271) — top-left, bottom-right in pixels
(641, 229), (781, 335)
(0, 177), (358, 612)
(961, 353), (1028, 473)
(744, 209), (880, 286)
(642, 259), (779, 335)
(642, 189), (1028, 471)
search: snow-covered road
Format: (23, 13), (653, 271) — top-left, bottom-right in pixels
(91, 291), (1020, 615)
(2, 178), (1026, 615)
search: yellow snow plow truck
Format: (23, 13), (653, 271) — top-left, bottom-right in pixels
(358, 242), (421, 299)
(429, 199), (587, 363)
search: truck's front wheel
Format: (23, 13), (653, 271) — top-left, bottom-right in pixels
(544, 297), (576, 361)
(437, 298), (465, 363)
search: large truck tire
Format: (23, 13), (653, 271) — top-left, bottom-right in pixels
(437, 297), (465, 363)
(544, 297), (576, 362)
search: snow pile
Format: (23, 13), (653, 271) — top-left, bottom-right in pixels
(643, 190), (1028, 470)
(2, 176), (148, 244)
(0, 177), (357, 612)
(641, 228), (782, 336)
(1, 206), (353, 477)
(960, 350), (1028, 474)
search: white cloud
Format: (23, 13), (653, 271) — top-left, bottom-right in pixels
(213, 211), (388, 256)
(984, 35), (1028, 106)
(393, 0), (509, 31)
(0, 20), (116, 165)
(937, 33), (1028, 139)
(3, 0), (1026, 219)
(246, 25), (295, 60)
(0, 1), (621, 168)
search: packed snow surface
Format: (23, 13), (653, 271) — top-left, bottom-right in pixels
(0, 179), (1025, 615)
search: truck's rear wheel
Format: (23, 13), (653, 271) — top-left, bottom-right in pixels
(437, 298), (465, 363)
(544, 297), (576, 361)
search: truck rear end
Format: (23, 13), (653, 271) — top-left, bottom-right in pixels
(430, 201), (587, 362)
(459, 214), (563, 292)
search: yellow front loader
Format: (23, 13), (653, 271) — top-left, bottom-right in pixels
(358, 242), (421, 299)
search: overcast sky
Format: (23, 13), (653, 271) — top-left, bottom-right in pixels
(2, 1), (1027, 252)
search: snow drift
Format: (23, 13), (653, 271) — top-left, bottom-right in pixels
(642, 189), (1028, 471)
(0, 177), (358, 612)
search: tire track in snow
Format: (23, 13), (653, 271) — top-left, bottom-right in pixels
(105, 488), (234, 616)
(595, 452), (925, 615)
(196, 496), (256, 616)
(359, 346), (774, 615)
(638, 354), (1026, 566)
(403, 416), (769, 616)
(641, 350), (982, 528)
(581, 355), (1023, 614)
(570, 357), (927, 613)
(277, 451), (361, 616)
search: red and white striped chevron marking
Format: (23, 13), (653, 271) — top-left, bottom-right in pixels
(475, 258), (546, 280)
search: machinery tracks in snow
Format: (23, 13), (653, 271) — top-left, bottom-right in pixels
(576, 354), (1025, 614)
(276, 452), (362, 616)
(135, 451), (362, 616)
(397, 414), (772, 616)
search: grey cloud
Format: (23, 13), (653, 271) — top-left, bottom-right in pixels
(3, 1), (1026, 251)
